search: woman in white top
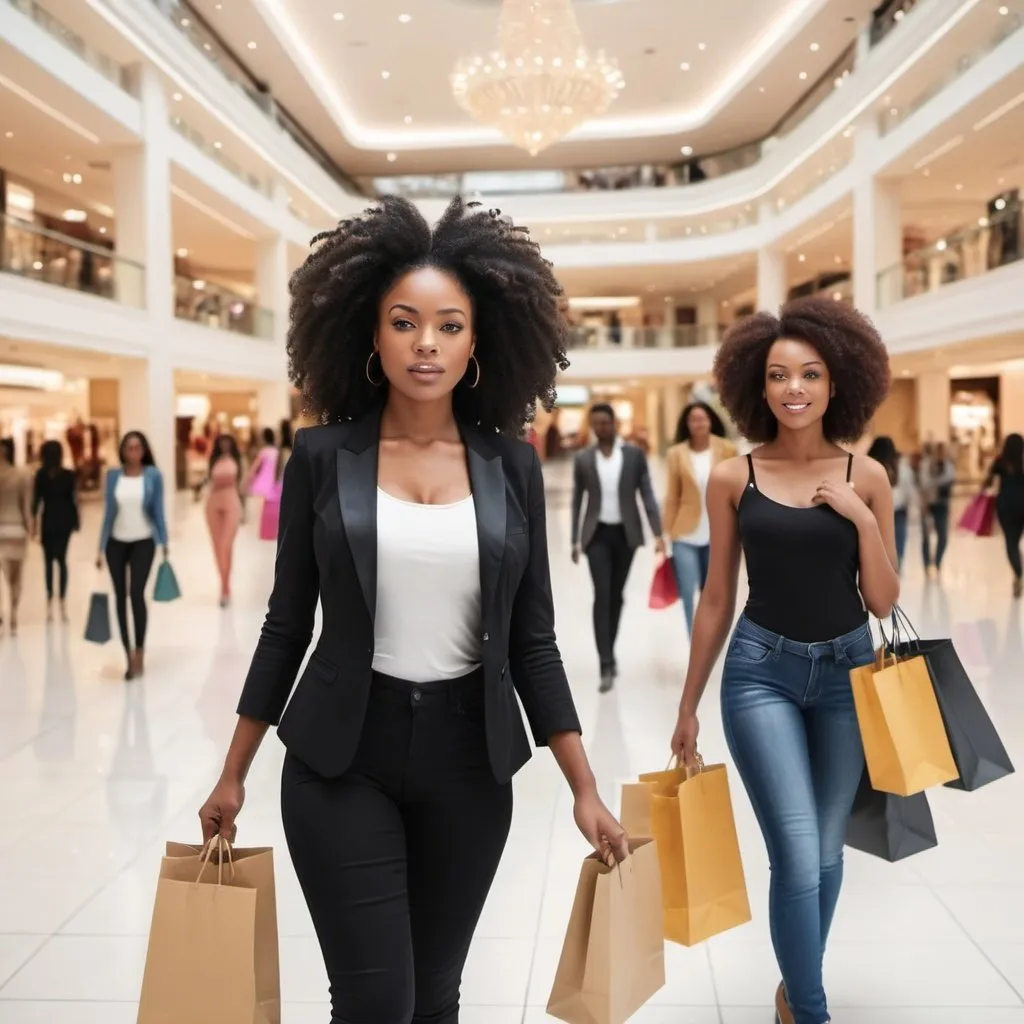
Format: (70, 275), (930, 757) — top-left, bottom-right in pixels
(197, 196), (628, 1024)
(662, 403), (736, 634)
(0, 437), (31, 635)
(97, 431), (169, 679)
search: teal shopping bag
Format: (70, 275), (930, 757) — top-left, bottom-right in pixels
(153, 559), (181, 603)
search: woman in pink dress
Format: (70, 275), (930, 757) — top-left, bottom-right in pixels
(244, 427), (279, 501)
(205, 435), (243, 606)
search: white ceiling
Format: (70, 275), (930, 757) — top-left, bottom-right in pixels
(186, 0), (876, 173)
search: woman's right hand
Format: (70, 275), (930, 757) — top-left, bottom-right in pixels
(670, 709), (700, 766)
(198, 776), (245, 844)
(95, 555), (103, 570)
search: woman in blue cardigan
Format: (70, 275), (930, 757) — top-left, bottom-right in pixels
(97, 431), (168, 679)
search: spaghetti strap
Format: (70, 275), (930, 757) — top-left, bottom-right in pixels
(746, 453), (757, 488)
(846, 453), (854, 483)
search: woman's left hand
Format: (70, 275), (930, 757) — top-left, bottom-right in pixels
(574, 790), (629, 866)
(812, 479), (871, 526)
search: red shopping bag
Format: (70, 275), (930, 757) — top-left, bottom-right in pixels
(957, 494), (995, 537)
(648, 559), (678, 610)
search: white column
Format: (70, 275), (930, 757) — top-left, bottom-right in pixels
(256, 233), (289, 342)
(119, 354), (177, 531)
(757, 246), (786, 313)
(696, 294), (719, 346)
(257, 382), (293, 437)
(662, 383), (683, 449)
(852, 117), (903, 314)
(916, 370), (950, 449)
(112, 64), (173, 317)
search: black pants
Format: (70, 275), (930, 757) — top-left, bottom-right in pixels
(922, 501), (950, 569)
(281, 670), (513, 1024)
(105, 537), (156, 655)
(585, 523), (635, 672)
(997, 498), (1024, 579)
(42, 531), (72, 600)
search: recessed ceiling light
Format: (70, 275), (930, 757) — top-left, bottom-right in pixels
(214, 141), (223, 149)
(998, 5), (1008, 13)
(834, 256), (843, 264)
(62, 209), (87, 222)
(758, 86), (766, 93)
(332, 11), (344, 20)
(176, 247), (189, 257)
(679, 61), (691, 71)
(398, 13), (411, 22)
(832, 291), (843, 301)
(697, 42), (707, 51)
(799, 71), (808, 80)
(247, 41), (257, 50)
(842, 126), (854, 137)
(386, 152), (397, 162)
(979, 216), (990, 227)
(215, 3), (222, 8)
(680, 145), (693, 156)
(798, 254), (807, 262)
(99, 226), (108, 234)
(955, 182), (963, 190)
(173, 92), (183, 101)
(890, 107), (898, 116)
(3, 131), (12, 138)
(995, 197), (1007, 210)
(403, 114), (413, 124)
(923, 168), (931, 176)
(810, 42), (820, 51)
(381, 70), (391, 79)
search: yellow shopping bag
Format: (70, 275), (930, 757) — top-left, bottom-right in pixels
(850, 649), (958, 796)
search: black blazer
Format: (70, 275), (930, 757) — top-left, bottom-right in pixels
(237, 409), (582, 784)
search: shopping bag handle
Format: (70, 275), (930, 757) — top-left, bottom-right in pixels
(665, 752), (705, 778)
(195, 835), (235, 886)
(877, 603), (922, 660)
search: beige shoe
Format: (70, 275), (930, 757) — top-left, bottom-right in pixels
(775, 983), (795, 1024)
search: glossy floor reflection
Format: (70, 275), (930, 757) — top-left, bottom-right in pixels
(0, 461), (1022, 1023)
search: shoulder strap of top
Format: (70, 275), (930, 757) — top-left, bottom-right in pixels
(746, 453), (757, 488)
(846, 453), (854, 483)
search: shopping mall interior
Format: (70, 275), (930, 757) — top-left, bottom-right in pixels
(1, 0), (1024, 1021)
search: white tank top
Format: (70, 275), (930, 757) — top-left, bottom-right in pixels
(372, 488), (482, 683)
(112, 474), (153, 543)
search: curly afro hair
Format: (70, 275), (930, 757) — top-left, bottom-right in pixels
(287, 195), (569, 435)
(713, 296), (890, 443)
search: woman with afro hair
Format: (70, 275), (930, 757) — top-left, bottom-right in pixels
(198, 196), (627, 1023)
(669, 296), (899, 1024)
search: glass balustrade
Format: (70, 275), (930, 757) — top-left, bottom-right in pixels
(175, 274), (273, 339)
(6, 0), (136, 93)
(169, 115), (274, 197)
(876, 207), (1023, 308)
(0, 212), (145, 306)
(566, 324), (720, 351)
(879, 11), (1023, 135)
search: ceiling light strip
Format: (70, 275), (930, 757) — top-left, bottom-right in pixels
(170, 184), (256, 239)
(0, 73), (100, 144)
(912, 134), (964, 170)
(973, 91), (1024, 131)
(80, 0), (340, 220)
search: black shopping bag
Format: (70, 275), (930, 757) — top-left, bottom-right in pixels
(84, 591), (112, 645)
(846, 769), (937, 862)
(893, 638), (1015, 792)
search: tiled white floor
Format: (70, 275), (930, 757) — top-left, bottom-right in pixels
(0, 460), (1022, 1023)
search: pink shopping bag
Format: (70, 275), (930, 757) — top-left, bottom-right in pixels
(957, 494), (995, 537)
(648, 559), (679, 610)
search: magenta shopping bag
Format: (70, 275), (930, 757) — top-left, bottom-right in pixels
(648, 559), (679, 610)
(957, 494), (995, 537)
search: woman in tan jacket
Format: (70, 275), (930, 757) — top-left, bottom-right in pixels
(662, 402), (735, 635)
(0, 438), (32, 636)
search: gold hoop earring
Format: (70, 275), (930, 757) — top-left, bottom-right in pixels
(466, 355), (481, 390)
(365, 351), (384, 387)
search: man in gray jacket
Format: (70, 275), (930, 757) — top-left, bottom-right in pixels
(571, 403), (664, 692)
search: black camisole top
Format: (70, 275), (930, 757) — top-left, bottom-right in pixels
(737, 453), (867, 643)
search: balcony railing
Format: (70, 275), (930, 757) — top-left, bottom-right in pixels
(169, 115), (274, 197)
(878, 9), (1023, 135)
(876, 206), (1023, 307)
(567, 324), (720, 350)
(6, 0), (137, 93)
(150, 0), (364, 196)
(175, 274), (273, 339)
(0, 212), (145, 306)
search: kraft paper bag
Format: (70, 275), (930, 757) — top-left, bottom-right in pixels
(136, 840), (281, 1024)
(547, 838), (665, 1024)
(648, 762), (751, 946)
(620, 762), (693, 838)
(850, 652), (959, 796)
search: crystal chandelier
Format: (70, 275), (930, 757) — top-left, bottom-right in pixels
(451, 0), (625, 156)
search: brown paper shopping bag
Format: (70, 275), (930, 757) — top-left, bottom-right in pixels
(647, 761), (751, 946)
(547, 838), (665, 1024)
(850, 651), (958, 796)
(136, 839), (281, 1024)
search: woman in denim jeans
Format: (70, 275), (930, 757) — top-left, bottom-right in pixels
(670, 297), (900, 1024)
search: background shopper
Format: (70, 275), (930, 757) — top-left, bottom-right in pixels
(0, 437), (31, 636)
(918, 441), (955, 576)
(97, 431), (169, 679)
(867, 435), (915, 570)
(571, 403), (663, 692)
(32, 439), (79, 621)
(671, 297), (898, 1024)
(985, 431), (1024, 597)
(197, 196), (627, 1024)
(205, 434), (243, 606)
(662, 401), (734, 635)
